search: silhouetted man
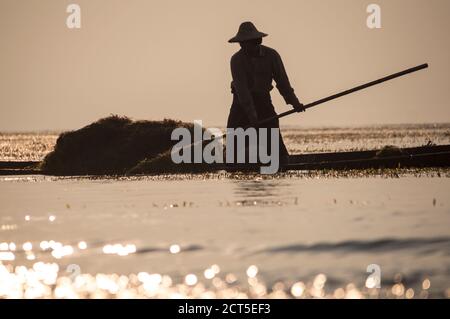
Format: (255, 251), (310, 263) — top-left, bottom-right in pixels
(227, 21), (305, 167)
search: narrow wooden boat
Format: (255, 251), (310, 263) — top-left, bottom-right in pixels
(1, 144), (449, 175)
(287, 144), (450, 170)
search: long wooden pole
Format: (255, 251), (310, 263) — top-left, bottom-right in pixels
(257, 63), (429, 126)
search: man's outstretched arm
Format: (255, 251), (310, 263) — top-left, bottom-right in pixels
(272, 50), (305, 112)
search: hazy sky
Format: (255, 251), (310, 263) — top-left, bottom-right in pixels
(0, 0), (449, 131)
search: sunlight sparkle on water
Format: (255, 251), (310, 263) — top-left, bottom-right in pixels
(0, 261), (446, 299)
(291, 282), (305, 298)
(103, 244), (136, 256)
(405, 288), (415, 299)
(22, 242), (33, 251)
(40, 241), (50, 250)
(78, 241), (87, 250)
(246, 265), (258, 278)
(422, 279), (431, 290)
(204, 268), (215, 280)
(185, 274), (198, 286)
(169, 244), (180, 254)
(0, 252), (15, 261)
(51, 245), (74, 259)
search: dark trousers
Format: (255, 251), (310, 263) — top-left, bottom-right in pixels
(226, 92), (289, 165)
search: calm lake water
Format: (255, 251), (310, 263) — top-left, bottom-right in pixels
(0, 124), (449, 298)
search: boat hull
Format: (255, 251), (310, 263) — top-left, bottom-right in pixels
(1, 145), (449, 175)
(287, 145), (450, 170)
